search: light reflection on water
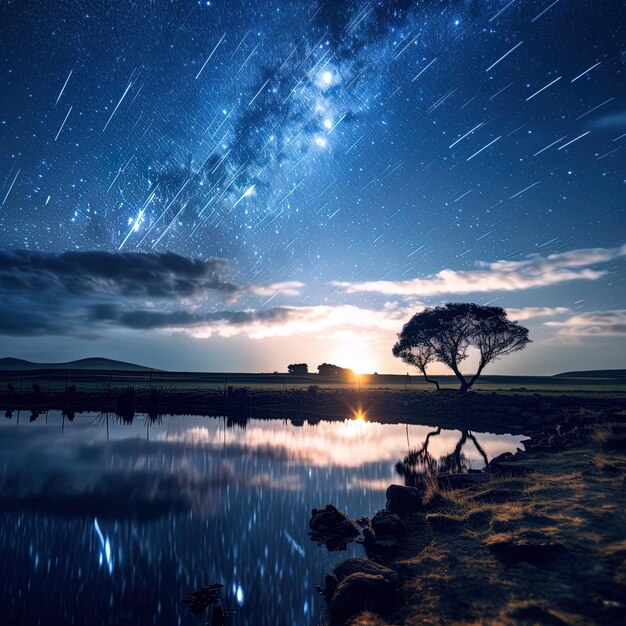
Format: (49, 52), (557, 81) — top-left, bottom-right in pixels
(0, 412), (524, 625)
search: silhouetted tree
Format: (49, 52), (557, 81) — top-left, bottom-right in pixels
(392, 343), (440, 390)
(287, 363), (308, 374)
(317, 363), (354, 376)
(393, 303), (531, 393)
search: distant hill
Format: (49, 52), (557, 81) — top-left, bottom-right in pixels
(0, 357), (152, 371)
(554, 369), (626, 379)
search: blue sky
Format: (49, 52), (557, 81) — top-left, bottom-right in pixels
(0, 0), (624, 373)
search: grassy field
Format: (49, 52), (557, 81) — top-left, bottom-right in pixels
(1, 369), (625, 396)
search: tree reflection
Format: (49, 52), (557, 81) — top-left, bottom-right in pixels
(396, 427), (489, 486)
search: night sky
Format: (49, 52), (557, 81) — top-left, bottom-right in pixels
(1, 0), (625, 373)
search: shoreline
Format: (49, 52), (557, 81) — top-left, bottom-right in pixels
(2, 387), (626, 436)
(310, 405), (626, 625)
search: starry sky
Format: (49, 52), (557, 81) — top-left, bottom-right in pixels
(1, 0), (625, 373)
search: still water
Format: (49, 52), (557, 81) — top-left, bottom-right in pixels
(0, 411), (524, 625)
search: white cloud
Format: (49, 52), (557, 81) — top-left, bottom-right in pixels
(506, 307), (570, 321)
(248, 281), (305, 297)
(179, 304), (409, 340)
(545, 310), (626, 336)
(331, 244), (626, 297)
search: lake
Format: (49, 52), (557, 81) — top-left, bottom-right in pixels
(0, 410), (524, 625)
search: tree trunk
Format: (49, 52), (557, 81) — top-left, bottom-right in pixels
(465, 363), (486, 392)
(420, 368), (440, 391)
(450, 365), (469, 393)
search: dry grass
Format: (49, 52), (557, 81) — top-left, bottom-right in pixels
(592, 424), (617, 446)
(346, 432), (626, 626)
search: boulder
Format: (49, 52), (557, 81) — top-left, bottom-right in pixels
(309, 504), (360, 551)
(385, 484), (423, 514)
(371, 508), (404, 536)
(488, 451), (513, 467)
(364, 533), (400, 559)
(488, 452), (534, 476)
(332, 557), (401, 586)
(328, 572), (397, 623)
(490, 460), (535, 476)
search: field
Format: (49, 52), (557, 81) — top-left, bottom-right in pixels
(1, 367), (625, 438)
(1, 368), (625, 396)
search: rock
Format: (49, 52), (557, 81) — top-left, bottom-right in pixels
(309, 504), (350, 532)
(328, 572), (397, 623)
(309, 504), (360, 551)
(366, 534), (400, 555)
(488, 457), (534, 476)
(489, 539), (567, 566)
(371, 509), (404, 536)
(385, 484), (423, 514)
(322, 573), (338, 599)
(332, 557), (401, 587)
(488, 451), (513, 467)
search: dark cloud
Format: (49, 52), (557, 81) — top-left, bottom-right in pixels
(0, 249), (244, 336)
(0, 249), (305, 337)
(0, 249), (240, 299)
(90, 304), (295, 330)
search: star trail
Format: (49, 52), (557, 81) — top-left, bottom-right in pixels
(0, 0), (625, 371)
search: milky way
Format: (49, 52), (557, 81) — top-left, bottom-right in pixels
(1, 0), (625, 310)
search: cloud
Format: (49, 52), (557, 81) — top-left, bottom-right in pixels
(0, 250), (310, 337)
(0, 248), (590, 342)
(0, 249), (405, 339)
(180, 304), (407, 339)
(89, 303), (408, 339)
(545, 310), (626, 336)
(595, 110), (626, 130)
(0, 249), (240, 299)
(249, 281), (305, 297)
(331, 245), (626, 297)
(506, 307), (570, 321)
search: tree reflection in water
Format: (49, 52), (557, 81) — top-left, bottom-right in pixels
(395, 427), (489, 487)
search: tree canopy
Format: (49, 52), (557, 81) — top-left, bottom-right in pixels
(287, 363), (308, 374)
(392, 303), (531, 393)
(317, 363), (354, 376)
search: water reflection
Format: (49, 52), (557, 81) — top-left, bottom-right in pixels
(0, 411), (524, 625)
(396, 427), (490, 486)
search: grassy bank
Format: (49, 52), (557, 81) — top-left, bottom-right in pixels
(2, 383), (626, 436)
(318, 419), (626, 625)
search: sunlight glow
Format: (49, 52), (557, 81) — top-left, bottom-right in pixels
(331, 345), (377, 375)
(343, 410), (368, 436)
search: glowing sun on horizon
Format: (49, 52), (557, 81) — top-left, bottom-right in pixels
(330, 346), (378, 375)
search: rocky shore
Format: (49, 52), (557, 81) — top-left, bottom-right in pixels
(309, 405), (626, 625)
